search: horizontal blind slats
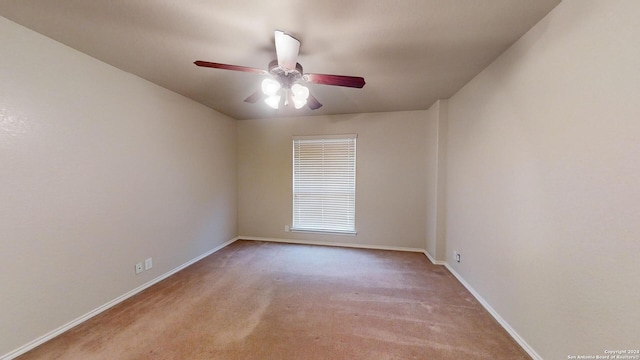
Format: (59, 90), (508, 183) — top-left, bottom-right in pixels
(292, 136), (356, 233)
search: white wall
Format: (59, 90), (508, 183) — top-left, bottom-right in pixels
(445, 1), (640, 358)
(238, 111), (427, 249)
(0, 17), (237, 356)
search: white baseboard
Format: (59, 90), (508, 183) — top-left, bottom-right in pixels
(422, 250), (447, 265)
(1, 237), (239, 360)
(443, 263), (543, 360)
(238, 236), (425, 253)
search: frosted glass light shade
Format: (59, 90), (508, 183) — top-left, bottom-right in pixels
(291, 83), (309, 100)
(261, 78), (281, 96)
(293, 97), (307, 109)
(264, 95), (281, 109)
(291, 84), (309, 109)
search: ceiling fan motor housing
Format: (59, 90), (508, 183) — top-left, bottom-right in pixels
(268, 60), (303, 89)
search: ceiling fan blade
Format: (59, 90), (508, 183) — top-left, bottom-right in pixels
(194, 61), (268, 75)
(307, 93), (323, 110)
(244, 90), (265, 104)
(303, 73), (366, 88)
(274, 30), (300, 71)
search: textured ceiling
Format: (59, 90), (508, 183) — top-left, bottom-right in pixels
(0, 0), (561, 120)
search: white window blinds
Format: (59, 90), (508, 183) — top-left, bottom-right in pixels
(292, 134), (357, 234)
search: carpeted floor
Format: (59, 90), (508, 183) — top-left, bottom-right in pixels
(18, 240), (531, 359)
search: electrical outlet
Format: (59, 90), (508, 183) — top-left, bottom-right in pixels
(455, 251), (461, 263)
(145, 257), (153, 270)
(135, 262), (143, 274)
(285, 225), (290, 232)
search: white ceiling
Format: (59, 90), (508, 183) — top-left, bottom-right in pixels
(0, 0), (561, 120)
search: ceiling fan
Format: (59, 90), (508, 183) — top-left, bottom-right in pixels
(194, 30), (366, 110)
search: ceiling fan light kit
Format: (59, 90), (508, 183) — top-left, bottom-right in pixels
(194, 30), (365, 111)
(260, 77), (309, 110)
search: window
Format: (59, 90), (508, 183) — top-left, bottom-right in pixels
(292, 134), (357, 234)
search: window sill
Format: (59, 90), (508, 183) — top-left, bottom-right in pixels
(289, 228), (357, 236)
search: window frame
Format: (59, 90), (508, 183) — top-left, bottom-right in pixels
(291, 134), (357, 235)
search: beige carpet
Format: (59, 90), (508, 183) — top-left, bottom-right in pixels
(18, 240), (530, 359)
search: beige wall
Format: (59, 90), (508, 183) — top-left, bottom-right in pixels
(434, 101), (448, 262)
(424, 100), (448, 262)
(0, 18), (237, 355)
(445, 1), (640, 358)
(425, 104), (439, 256)
(4, 0), (639, 358)
(238, 111), (427, 249)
